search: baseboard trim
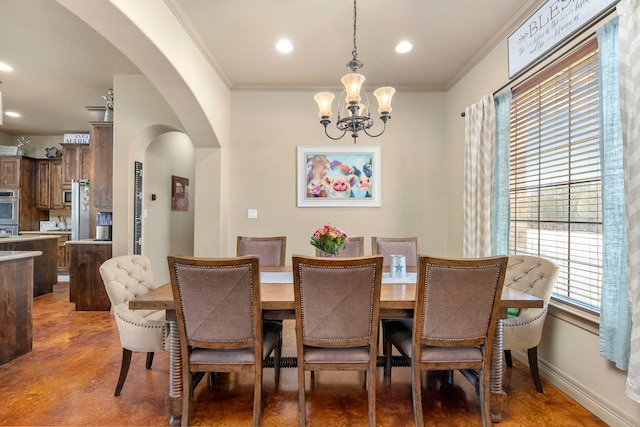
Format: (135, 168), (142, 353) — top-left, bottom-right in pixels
(511, 349), (635, 427)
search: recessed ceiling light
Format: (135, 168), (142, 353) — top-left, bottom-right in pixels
(276, 39), (293, 53)
(395, 41), (413, 54)
(0, 62), (12, 72)
(5, 111), (20, 118)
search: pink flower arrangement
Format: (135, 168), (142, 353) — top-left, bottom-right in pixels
(310, 224), (348, 256)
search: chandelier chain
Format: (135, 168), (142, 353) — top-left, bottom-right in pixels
(351, 0), (358, 63)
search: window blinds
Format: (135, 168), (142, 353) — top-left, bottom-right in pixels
(509, 40), (602, 312)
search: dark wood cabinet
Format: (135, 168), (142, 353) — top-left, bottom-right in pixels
(1, 156), (47, 231)
(88, 122), (113, 238)
(0, 256), (34, 365)
(0, 237), (57, 297)
(50, 160), (63, 209)
(36, 160), (50, 209)
(0, 157), (21, 188)
(68, 242), (112, 311)
(89, 123), (112, 210)
(55, 234), (70, 273)
(36, 159), (64, 210)
(62, 144), (91, 185)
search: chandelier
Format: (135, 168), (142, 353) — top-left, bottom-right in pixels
(314, 0), (395, 143)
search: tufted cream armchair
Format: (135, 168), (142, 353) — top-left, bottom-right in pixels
(502, 255), (559, 393)
(99, 255), (169, 396)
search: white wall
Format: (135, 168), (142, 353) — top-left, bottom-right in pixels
(227, 90), (449, 260)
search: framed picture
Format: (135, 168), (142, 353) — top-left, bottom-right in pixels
(171, 175), (189, 211)
(297, 145), (381, 207)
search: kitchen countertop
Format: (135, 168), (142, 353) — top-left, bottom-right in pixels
(65, 239), (112, 245)
(20, 231), (72, 235)
(0, 234), (59, 242)
(0, 250), (43, 262)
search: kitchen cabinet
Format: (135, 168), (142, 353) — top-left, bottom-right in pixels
(0, 254), (36, 365)
(0, 235), (58, 297)
(36, 159), (63, 210)
(62, 144), (91, 185)
(68, 240), (112, 311)
(88, 122), (113, 238)
(0, 156), (47, 230)
(0, 157), (21, 187)
(57, 234), (70, 273)
(50, 160), (63, 209)
(89, 122), (112, 210)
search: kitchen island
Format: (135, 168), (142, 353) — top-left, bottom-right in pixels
(66, 240), (112, 311)
(0, 250), (42, 365)
(21, 230), (72, 274)
(0, 235), (58, 296)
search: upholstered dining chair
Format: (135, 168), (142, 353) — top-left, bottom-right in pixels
(371, 236), (420, 267)
(383, 256), (508, 427)
(99, 255), (168, 397)
(502, 255), (559, 393)
(292, 254), (383, 427)
(373, 236), (420, 361)
(315, 236), (364, 257)
(237, 236), (286, 266)
(167, 255), (282, 427)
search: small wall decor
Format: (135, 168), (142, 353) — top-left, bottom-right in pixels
(171, 175), (189, 211)
(297, 145), (381, 207)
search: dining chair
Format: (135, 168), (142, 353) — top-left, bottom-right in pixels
(167, 255), (282, 427)
(292, 254), (383, 427)
(315, 236), (364, 257)
(383, 255), (508, 427)
(98, 255), (168, 396)
(502, 255), (559, 393)
(236, 236), (286, 266)
(373, 236), (420, 362)
(371, 236), (420, 267)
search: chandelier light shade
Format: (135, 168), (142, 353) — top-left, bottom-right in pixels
(314, 92), (335, 118)
(314, 0), (395, 143)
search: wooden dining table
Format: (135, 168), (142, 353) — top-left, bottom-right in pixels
(130, 266), (542, 425)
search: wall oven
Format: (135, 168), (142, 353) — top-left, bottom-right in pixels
(0, 189), (20, 231)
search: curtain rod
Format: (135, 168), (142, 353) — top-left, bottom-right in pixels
(460, 2), (619, 118)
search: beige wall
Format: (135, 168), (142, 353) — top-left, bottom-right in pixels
(144, 131), (195, 284)
(227, 90), (449, 259)
(0, 132), (13, 145)
(0, 133), (67, 159)
(112, 74), (195, 281)
(446, 35), (640, 427)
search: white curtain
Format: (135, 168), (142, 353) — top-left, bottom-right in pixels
(463, 94), (495, 258)
(619, 0), (640, 403)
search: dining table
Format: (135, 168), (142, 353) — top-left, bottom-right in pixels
(130, 265), (542, 425)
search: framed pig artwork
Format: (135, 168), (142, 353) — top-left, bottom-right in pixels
(297, 145), (381, 207)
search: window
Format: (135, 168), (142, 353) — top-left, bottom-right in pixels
(509, 39), (602, 313)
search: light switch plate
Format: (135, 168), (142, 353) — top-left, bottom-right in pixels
(248, 209), (258, 219)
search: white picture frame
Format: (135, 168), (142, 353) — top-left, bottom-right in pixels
(297, 145), (381, 208)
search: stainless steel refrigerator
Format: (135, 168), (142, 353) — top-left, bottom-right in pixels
(71, 180), (90, 240)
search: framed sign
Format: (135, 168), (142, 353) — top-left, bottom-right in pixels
(508, 0), (617, 78)
(297, 145), (381, 208)
(63, 133), (90, 144)
(171, 175), (189, 211)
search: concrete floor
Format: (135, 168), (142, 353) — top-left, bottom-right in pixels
(0, 282), (607, 426)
